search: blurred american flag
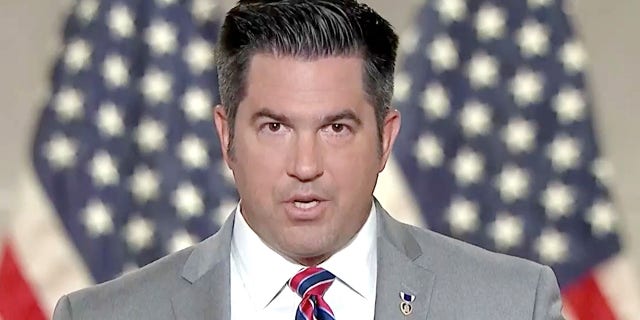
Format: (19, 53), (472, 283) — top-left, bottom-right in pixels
(1, 0), (639, 319)
(1, 0), (237, 318)
(388, 0), (640, 318)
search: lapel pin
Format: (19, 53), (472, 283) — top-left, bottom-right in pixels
(399, 291), (415, 316)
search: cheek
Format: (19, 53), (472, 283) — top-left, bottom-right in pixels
(324, 135), (380, 183)
(231, 132), (289, 190)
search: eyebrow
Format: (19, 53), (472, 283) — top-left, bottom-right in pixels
(251, 108), (290, 124)
(251, 108), (363, 127)
(322, 110), (362, 127)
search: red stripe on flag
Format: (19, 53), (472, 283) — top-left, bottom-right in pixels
(562, 272), (616, 320)
(0, 241), (47, 320)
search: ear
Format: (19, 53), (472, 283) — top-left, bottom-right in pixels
(213, 105), (233, 166)
(378, 108), (401, 172)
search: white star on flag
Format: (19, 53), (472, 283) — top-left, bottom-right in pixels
(516, 20), (550, 57)
(184, 38), (214, 74)
(459, 100), (492, 137)
(102, 54), (130, 88)
(172, 182), (205, 219)
(96, 102), (125, 138)
(536, 228), (569, 265)
(44, 134), (78, 170)
(421, 83), (450, 119)
(467, 52), (499, 88)
(54, 87), (84, 122)
(168, 230), (198, 253)
(399, 25), (420, 54)
(64, 39), (92, 72)
(475, 4), (506, 41)
(82, 199), (115, 237)
(495, 165), (530, 203)
(547, 134), (581, 171)
(182, 87), (213, 122)
(559, 39), (588, 74)
(502, 118), (537, 154)
(191, 0), (218, 23)
(435, 0), (467, 23)
(452, 148), (485, 185)
(178, 135), (209, 169)
(489, 213), (524, 251)
(89, 150), (120, 187)
(135, 118), (167, 153)
(586, 200), (618, 237)
(141, 68), (173, 105)
(108, 5), (134, 39)
(145, 19), (178, 55)
(394, 73), (412, 102)
(428, 35), (459, 72)
(510, 69), (544, 107)
(592, 158), (615, 187)
(447, 197), (479, 234)
(124, 216), (156, 252)
(129, 166), (161, 203)
(75, 0), (99, 23)
(414, 134), (444, 168)
(541, 181), (575, 220)
(553, 87), (586, 123)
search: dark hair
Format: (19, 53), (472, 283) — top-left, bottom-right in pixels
(215, 0), (399, 153)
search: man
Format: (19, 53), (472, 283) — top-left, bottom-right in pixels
(53, 0), (564, 319)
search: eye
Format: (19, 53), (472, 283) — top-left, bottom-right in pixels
(321, 123), (352, 136)
(267, 123), (282, 132)
(331, 123), (346, 133)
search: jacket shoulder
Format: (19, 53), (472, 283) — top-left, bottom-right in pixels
(398, 223), (563, 318)
(59, 247), (195, 319)
(403, 222), (545, 276)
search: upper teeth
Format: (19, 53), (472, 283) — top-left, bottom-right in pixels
(294, 201), (319, 209)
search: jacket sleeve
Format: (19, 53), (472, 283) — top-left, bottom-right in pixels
(533, 265), (565, 320)
(52, 295), (73, 320)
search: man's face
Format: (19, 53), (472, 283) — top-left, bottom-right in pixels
(214, 54), (400, 265)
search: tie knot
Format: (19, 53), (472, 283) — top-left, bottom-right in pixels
(288, 267), (336, 298)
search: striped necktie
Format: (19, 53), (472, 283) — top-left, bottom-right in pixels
(288, 267), (336, 320)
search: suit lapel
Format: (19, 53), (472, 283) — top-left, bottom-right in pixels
(171, 210), (235, 320)
(374, 201), (435, 320)
(171, 263), (228, 320)
(170, 201), (435, 319)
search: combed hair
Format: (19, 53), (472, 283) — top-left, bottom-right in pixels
(215, 0), (399, 149)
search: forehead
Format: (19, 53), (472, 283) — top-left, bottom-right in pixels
(242, 54), (367, 107)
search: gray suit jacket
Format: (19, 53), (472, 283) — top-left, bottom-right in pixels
(53, 202), (564, 319)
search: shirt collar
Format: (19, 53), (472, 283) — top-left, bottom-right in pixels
(230, 201), (378, 308)
(231, 203), (301, 308)
(319, 203), (377, 300)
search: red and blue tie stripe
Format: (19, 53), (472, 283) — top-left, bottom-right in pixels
(288, 267), (336, 320)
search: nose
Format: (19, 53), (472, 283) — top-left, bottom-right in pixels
(286, 132), (324, 182)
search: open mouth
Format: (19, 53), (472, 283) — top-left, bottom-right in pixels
(293, 200), (320, 209)
(284, 195), (327, 220)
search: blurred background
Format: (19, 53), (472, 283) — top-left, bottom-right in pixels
(0, 0), (639, 319)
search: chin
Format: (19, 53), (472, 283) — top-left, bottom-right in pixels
(291, 242), (341, 262)
(290, 251), (332, 266)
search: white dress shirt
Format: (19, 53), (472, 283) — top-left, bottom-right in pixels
(229, 202), (378, 320)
